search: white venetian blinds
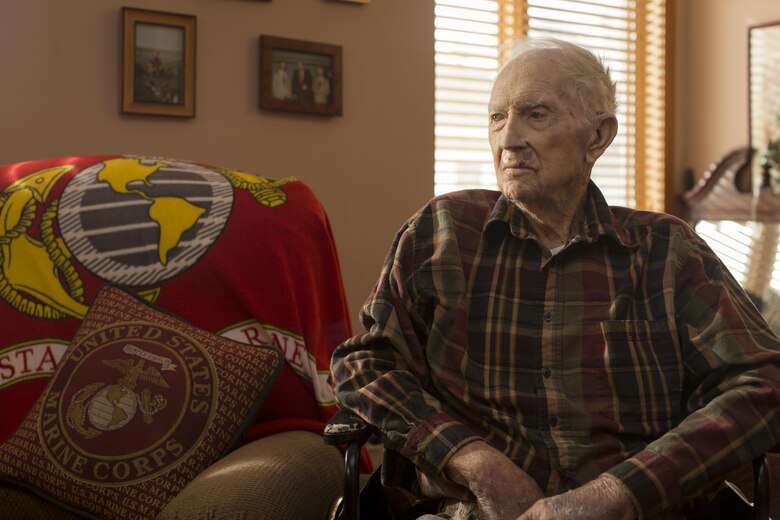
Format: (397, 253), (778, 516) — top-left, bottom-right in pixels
(434, 0), (670, 212)
(434, 1), (502, 196)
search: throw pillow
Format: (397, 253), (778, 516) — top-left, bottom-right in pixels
(0, 285), (282, 519)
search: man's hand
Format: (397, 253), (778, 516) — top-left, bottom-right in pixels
(517, 475), (636, 520)
(443, 440), (544, 520)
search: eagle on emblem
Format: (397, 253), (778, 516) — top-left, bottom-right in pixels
(66, 357), (169, 439)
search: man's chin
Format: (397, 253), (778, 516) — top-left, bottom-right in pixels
(500, 184), (536, 205)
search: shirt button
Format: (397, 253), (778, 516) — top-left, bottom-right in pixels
(542, 367), (552, 379)
(549, 416), (559, 427)
(543, 312), (553, 323)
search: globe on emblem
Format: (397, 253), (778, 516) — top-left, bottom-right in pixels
(86, 384), (138, 431)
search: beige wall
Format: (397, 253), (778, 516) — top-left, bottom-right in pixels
(5, 0), (779, 323)
(674, 0), (780, 193)
(0, 0), (435, 324)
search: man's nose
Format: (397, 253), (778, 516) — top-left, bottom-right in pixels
(499, 114), (527, 149)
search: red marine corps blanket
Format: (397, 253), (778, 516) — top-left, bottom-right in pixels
(0, 154), (352, 443)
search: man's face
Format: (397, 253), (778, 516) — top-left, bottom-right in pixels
(488, 52), (595, 206)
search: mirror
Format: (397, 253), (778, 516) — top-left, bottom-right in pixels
(749, 21), (780, 192)
(682, 21), (780, 332)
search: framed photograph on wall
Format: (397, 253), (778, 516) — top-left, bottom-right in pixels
(260, 36), (343, 117)
(121, 8), (196, 117)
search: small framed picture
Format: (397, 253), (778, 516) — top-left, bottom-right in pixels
(260, 36), (343, 117)
(121, 8), (196, 118)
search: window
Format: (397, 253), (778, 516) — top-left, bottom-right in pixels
(696, 219), (780, 294)
(434, 0), (672, 212)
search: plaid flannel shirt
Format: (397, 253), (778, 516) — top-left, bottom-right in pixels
(331, 182), (780, 518)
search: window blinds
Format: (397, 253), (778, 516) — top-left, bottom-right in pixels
(434, 0), (670, 212)
(696, 219), (780, 293)
(434, 1), (502, 196)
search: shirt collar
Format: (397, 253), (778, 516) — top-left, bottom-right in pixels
(483, 180), (638, 249)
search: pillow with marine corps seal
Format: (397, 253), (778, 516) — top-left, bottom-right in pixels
(0, 285), (283, 519)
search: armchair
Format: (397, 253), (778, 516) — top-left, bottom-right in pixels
(0, 154), (352, 519)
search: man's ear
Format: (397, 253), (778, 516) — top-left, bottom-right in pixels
(585, 115), (618, 165)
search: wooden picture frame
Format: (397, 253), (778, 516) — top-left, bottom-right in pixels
(121, 8), (196, 118)
(260, 36), (343, 117)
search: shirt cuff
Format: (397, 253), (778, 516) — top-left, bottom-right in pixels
(398, 411), (482, 476)
(604, 449), (681, 519)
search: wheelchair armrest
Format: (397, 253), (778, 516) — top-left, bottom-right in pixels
(753, 445), (777, 520)
(324, 410), (372, 447)
(324, 410), (372, 520)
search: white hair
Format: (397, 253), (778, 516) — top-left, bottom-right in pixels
(499, 37), (617, 121)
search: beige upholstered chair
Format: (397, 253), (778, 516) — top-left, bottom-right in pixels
(160, 431), (344, 519)
(1, 431), (344, 519)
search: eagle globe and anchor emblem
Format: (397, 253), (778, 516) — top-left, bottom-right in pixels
(40, 313), (217, 485)
(66, 344), (172, 439)
(0, 154), (294, 323)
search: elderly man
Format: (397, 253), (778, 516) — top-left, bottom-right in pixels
(331, 38), (780, 519)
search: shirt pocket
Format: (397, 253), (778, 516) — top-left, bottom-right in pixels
(597, 320), (683, 435)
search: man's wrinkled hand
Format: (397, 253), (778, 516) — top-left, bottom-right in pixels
(444, 441), (544, 520)
(517, 475), (636, 520)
